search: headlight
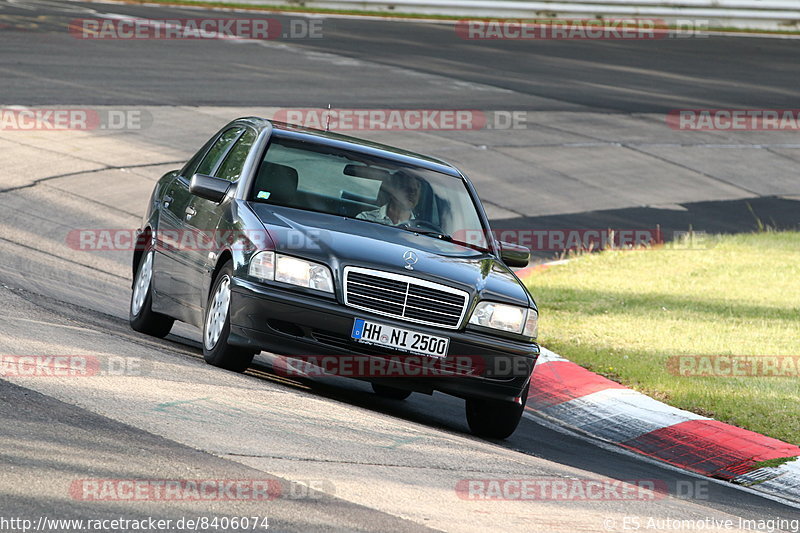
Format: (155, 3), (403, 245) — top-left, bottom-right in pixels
(275, 255), (334, 292)
(249, 252), (334, 293)
(469, 302), (537, 338)
(249, 251), (275, 281)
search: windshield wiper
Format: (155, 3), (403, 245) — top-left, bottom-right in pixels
(397, 225), (490, 252)
(395, 223), (449, 240)
(404, 227), (452, 241)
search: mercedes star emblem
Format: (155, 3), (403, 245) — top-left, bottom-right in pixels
(403, 251), (418, 270)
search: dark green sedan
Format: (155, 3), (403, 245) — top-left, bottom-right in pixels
(130, 117), (539, 439)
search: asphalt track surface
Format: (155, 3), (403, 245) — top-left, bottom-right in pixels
(1, 1), (799, 531)
(3, 1), (800, 110)
(3, 1), (800, 233)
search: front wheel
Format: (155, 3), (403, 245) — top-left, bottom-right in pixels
(465, 385), (529, 439)
(130, 250), (174, 338)
(203, 261), (256, 373)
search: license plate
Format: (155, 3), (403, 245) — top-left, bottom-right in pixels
(351, 318), (449, 359)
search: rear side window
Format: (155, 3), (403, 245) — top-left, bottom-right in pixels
(216, 129), (257, 182)
(195, 127), (243, 176)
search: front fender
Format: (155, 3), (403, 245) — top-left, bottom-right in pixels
(199, 198), (277, 316)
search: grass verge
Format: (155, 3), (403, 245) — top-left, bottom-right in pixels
(524, 231), (800, 445)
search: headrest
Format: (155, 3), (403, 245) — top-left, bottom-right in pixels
(256, 162), (298, 203)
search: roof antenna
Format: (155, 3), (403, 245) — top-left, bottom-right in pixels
(325, 104), (331, 132)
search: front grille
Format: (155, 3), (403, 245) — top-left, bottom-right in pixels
(343, 267), (468, 329)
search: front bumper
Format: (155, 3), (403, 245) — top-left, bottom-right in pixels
(229, 278), (539, 403)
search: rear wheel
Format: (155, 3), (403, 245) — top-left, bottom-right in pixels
(203, 261), (256, 373)
(465, 384), (529, 439)
(129, 250), (174, 338)
(371, 383), (412, 400)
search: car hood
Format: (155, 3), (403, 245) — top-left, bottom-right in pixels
(249, 204), (532, 307)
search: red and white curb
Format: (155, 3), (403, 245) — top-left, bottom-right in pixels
(516, 262), (800, 503)
(525, 347), (800, 503)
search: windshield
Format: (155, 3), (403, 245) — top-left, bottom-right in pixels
(249, 135), (489, 251)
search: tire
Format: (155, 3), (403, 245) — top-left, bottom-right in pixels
(202, 261), (255, 373)
(130, 249), (174, 338)
(371, 383), (412, 400)
(465, 384), (529, 440)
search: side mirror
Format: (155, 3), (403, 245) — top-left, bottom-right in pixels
(499, 241), (530, 268)
(190, 174), (231, 203)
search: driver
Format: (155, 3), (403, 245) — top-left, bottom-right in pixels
(356, 170), (423, 226)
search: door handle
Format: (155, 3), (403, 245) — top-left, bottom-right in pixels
(163, 195), (174, 208)
(185, 206), (197, 218)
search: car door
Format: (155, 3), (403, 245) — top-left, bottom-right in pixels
(183, 127), (257, 320)
(153, 126), (243, 322)
(152, 142), (210, 318)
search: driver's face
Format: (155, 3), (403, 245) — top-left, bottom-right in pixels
(394, 177), (421, 209)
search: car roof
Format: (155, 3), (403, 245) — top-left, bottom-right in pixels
(233, 116), (464, 178)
